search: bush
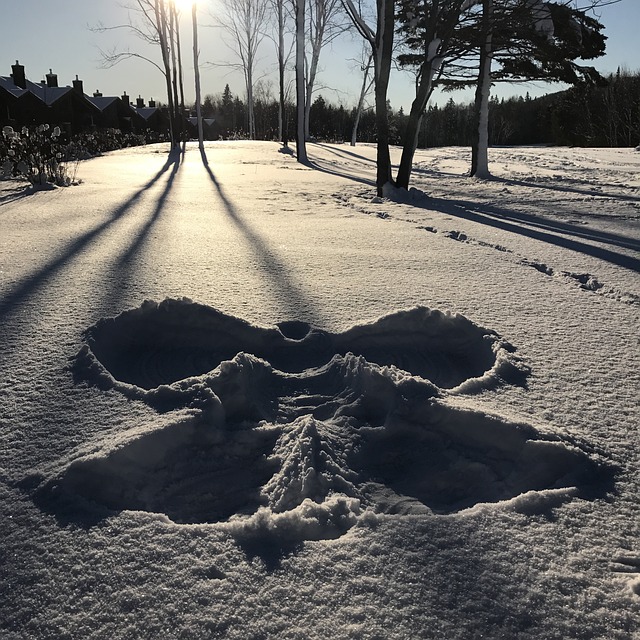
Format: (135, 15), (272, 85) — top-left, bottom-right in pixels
(0, 126), (167, 189)
(1, 124), (80, 187)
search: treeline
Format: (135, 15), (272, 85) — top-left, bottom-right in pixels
(422, 68), (640, 147)
(200, 69), (640, 148)
(198, 84), (378, 143)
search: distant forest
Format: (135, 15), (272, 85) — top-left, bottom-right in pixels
(199, 69), (640, 148)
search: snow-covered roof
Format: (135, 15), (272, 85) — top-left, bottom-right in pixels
(131, 106), (159, 121)
(24, 79), (73, 106)
(0, 75), (74, 106)
(187, 117), (216, 126)
(0, 76), (27, 98)
(86, 95), (119, 111)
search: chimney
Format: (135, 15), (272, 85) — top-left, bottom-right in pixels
(46, 69), (58, 88)
(11, 60), (26, 89)
(148, 97), (156, 108)
(121, 92), (130, 106)
(136, 95), (145, 108)
(72, 75), (83, 95)
(93, 90), (103, 97)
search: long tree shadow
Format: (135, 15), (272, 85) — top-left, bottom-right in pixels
(302, 154), (374, 189)
(0, 150), (180, 322)
(312, 142), (379, 166)
(300, 149), (639, 267)
(409, 162), (640, 204)
(307, 157), (375, 188)
(308, 143), (383, 187)
(428, 192), (639, 253)
(97, 148), (183, 312)
(495, 175), (640, 204)
(199, 147), (324, 323)
(415, 194), (640, 272)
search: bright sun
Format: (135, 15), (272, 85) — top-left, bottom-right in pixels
(171, 0), (195, 11)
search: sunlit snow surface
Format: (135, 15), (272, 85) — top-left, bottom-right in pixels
(1, 142), (639, 639)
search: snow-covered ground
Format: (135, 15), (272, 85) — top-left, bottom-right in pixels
(1, 141), (638, 639)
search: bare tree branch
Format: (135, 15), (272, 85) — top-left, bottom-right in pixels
(97, 46), (166, 75)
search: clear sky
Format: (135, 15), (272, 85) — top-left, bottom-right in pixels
(0, 0), (637, 111)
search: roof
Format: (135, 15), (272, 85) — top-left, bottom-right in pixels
(0, 76), (26, 98)
(26, 80), (74, 106)
(0, 75), (74, 106)
(131, 106), (159, 121)
(86, 95), (119, 111)
(188, 117), (216, 126)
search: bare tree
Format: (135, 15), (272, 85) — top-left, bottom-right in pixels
(155, 0), (180, 144)
(350, 48), (374, 145)
(268, 0), (295, 145)
(168, 4), (183, 139)
(216, 0), (270, 139)
(304, 0), (348, 139)
(170, 2), (187, 138)
(192, 2), (204, 149)
(294, 0), (308, 161)
(342, 0), (396, 194)
(92, 0), (182, 146)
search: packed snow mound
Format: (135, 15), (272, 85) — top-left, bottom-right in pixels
(37, 299), (608, 540)
(48, 412), (280, 525)
(80, 297), (528, 393)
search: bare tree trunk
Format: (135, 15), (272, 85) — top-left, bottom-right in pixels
(471, 0), (493, 178)
(169, 6), (182, 140)
(192, 2), (204, 149)
(304, 0), (323, 141)
(304, 43), (321, 140)
(217, 0), (268, 140)
(276, 0), (288, 145)
(304, 0), (345, 140)
(295, 0), (308, 162)
(395, 1), (469, 190)
(342, 0), (394, 194)
(155, 0), (177, 146)
(174, 5), (186, 119)
(246, 52), (256, 138)
(351, 52), (373, 146)
(373, 0), (395, 194)
(395, 57), (441, 190)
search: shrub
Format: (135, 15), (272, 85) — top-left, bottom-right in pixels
(1, 125), (170, 189)
(1, 124), (80, 187)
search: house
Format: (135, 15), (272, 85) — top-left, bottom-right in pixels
(86, 91), (136, 131)
(1, 60), (169, 137)
(129, 95), (167, 134)
(0, 61), (39, 126)
(0, 61), (99, 133)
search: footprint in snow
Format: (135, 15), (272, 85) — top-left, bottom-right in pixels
(611, 556), (640, 597)
(33, 299), (611, 543)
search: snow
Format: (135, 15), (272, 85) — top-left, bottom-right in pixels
(1, 141), (639, 638)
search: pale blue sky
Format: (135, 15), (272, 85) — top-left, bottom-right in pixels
(0, 0), (637, 111)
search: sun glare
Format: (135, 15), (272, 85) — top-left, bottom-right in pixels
(171, 0), (195, 11)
